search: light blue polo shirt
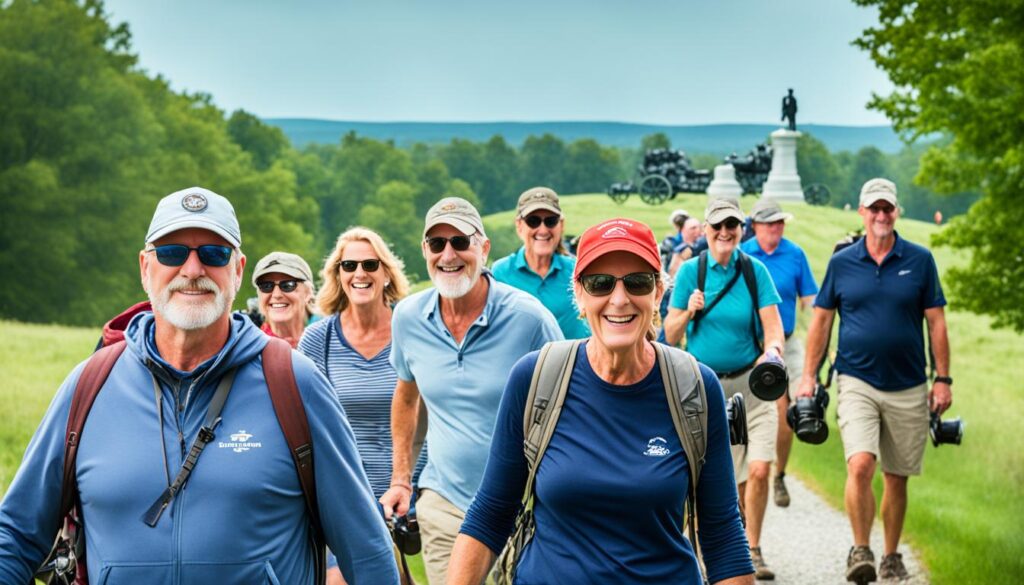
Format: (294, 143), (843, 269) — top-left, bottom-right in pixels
(491, 247), (591, 339)
(670, 250), (781, 373)
(390, 273), (563, 511)
(741, 237), (818, 336)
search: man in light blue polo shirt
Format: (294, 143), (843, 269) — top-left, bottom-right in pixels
(380, 196), (562, 585)
(741, 198), (818, 509)
(491, 187), (590, 339)
(663, 197), (785, 581)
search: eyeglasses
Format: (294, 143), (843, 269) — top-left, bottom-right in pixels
(710, 218), (742, 231)
(340, 259), (381, 273)
(867, 205), (896, 215)
(425, 235), (473, 254)
(522, 215), (561, 229)
(578, 272), (658, 296)
(146, 244), (233, 267)
(256, 279), (302, 294)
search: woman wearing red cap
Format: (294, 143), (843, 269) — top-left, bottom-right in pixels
(448, 219), (754, 584)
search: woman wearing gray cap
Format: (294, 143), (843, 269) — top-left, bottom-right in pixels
(252, 251), (318, 348)
(491, 187), (590, 339)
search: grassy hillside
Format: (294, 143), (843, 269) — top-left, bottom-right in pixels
(2, 193), (1020, 584)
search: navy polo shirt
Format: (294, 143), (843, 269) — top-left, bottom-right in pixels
(815, 233), (946, 390)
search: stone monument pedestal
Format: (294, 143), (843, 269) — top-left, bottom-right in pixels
(706, 164), (743, 200)
(762, 129), (804, 201)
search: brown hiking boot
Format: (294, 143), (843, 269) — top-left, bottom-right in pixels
(750, 547), (775, 581)
(879, 552), (909, 580)
(773, 473), (791, 508)
(846, 546), (877, 584)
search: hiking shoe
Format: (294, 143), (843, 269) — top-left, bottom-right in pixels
(879, 552), (909, 580)
(846, 546), (877, 584)
(750, 547), (775, 581)
(773, 473), (791, 508)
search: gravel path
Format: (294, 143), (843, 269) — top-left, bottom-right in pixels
(756, 474), (929, 584)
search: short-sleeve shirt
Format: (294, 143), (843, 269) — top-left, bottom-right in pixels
(390, 274), (563, 511)
(670, 250), (781, 373)
(491, 247), (591, 339)
(815, 233), (946, 390)
(741, 237), (818, 336)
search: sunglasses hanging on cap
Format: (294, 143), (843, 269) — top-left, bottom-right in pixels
(425, 235), (472, 254)
(339, 259), (381, 273)
(522, 215), (560, 229)
(147, 244), (233, 267)
(579, 272), (657, 296)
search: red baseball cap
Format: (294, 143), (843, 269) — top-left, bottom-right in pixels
(574, 218), (661, 279)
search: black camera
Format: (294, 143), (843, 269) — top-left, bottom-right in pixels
(749, 353), (788, 401)
(929, 412), (964, 447)
(786, 384), (830, 445)
(725, 392), (748, 446)
(389, 513), (421, 556)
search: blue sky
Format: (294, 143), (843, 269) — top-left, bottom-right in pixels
(104, 0), (894, 126)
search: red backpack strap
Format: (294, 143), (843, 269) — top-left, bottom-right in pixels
(261, 338), (326, 584)
(60, 341), (127, 517)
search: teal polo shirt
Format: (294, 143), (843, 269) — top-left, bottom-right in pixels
(491, 247), (591, 339)
(390, 274), (563, 511)
(669, 250), (781, 373)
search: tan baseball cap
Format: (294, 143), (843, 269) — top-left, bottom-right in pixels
(750, 198), (793, 223)
(517, 187), (561, 217)
(423, 197), (486, 238)
(705, 198), (745, 225)
(859, 178), (898, 207)
(252, 252), (314, 286)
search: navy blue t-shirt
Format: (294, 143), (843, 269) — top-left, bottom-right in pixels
(815, 233), (946, 390)
(460, 343), (752, 584)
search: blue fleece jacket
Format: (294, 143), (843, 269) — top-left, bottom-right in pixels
(0, 312), (398, 585)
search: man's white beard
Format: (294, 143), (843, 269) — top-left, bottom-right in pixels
(148, 273), (236, 331)
(431, 262), (481, 299)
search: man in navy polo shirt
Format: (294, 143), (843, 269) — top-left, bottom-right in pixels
(797, 178), (952, 583)
(741, 198), (818, 510)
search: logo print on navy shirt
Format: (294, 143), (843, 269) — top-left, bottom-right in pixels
(643, 437), (671, 457)
(898, 269), (912, 276)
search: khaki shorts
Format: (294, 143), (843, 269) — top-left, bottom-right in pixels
(720, 368), (777, 484)
(783, 335), (805, 402)
(836, 374), (929, 476)
(417, 489), (465, 585)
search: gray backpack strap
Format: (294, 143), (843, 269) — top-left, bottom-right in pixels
(523, 339), (582, 481)
(654, 342), (709, 583)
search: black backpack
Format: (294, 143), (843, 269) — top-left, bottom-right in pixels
(692, 250), (762, 353)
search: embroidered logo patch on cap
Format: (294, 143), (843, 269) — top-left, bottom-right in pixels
(440, 202), (457, 212)
(602, 226), (628, 238)
(181, 193), (208, 212)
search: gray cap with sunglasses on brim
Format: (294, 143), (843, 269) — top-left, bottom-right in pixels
(859, 178), (899, 207)
(517, 187), (561, 217)
(750, 198), (794, 223)
(252, 252), (314, 286)
(704, 197), (745, 225)
(146, 186), (241, 247)
(423, 196), (487, 238)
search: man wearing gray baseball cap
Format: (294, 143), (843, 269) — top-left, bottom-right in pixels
(382, 196), (562, 584)
(797, 178), (952, 582)
(0, 186), (399, 585)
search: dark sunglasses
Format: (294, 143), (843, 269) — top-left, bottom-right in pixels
(340, 259), (381, 273)
(868, 205), (896, 215)
(425, 235), (473, 254)
(579, 272), (658, 296)
(147, 244), (233, 267)
(710, 218), (742, 231)
(256, 279), (302, 294)
(522, 214), (561, 229)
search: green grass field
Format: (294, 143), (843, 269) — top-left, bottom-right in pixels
(2, 192), (1021, 584)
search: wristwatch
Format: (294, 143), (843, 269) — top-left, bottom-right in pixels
(934, 376), (953, 385)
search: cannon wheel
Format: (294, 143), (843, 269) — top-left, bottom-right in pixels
(804, 183), (831, 205)
(639, 175), (672, 205)
(609, 190), (630, 204)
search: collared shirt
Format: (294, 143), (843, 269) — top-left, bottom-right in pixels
(491, 247), (591, 339)
(741, 237), (818, 336)
(816, 232), (946, 391)
(670, 249), (781, 373)
(390, 274), (563, 511)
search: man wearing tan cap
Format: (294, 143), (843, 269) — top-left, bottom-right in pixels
(798, 178), (952, 582)
(381, 197), (562, 584)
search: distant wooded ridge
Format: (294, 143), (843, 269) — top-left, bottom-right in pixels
(266, 119), (903, 154)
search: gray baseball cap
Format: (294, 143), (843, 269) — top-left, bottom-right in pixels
(859, 178), (898, 207)
(705, 197), (745, 224)
(517, 187), (561, 217)
(423, 197), (486, 238)
(252, 252), (314, 286)
(750, 198), (794, 223)
(146, 186), (241, 247)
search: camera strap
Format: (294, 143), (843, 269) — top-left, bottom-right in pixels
(142, 367), (237, 527)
